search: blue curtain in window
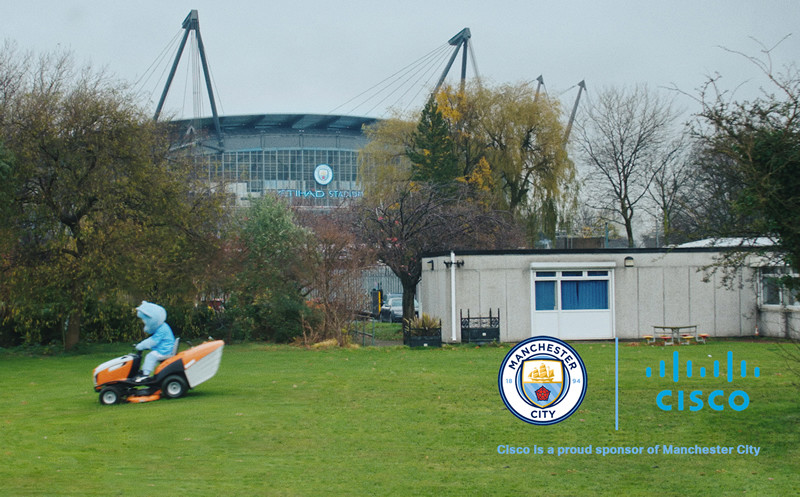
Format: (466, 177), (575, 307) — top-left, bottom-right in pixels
(535, 281), (556, 310)
(561, 280), (608, 310)
(583, 280), (609, 309)
(561, 281), (579, 309)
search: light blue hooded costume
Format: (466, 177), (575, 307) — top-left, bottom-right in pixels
(135, 301), (175, 376)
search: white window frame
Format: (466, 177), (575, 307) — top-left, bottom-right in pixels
(529, 261), (617, 339)
(758, 266), (800, 309)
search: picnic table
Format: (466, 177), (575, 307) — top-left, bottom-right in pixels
(650, 325), (708, 345)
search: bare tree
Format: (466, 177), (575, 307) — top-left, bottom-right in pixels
(575, 85), (683, 246)
(0, 40), (30, 126)
(645, 135), (698, 246)
(356, 180), (505, 322)
(296, 207), (375, 346)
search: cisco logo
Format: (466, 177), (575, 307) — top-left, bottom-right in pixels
(646, 351), (758, 412)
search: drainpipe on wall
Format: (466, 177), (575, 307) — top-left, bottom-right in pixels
(450, 251), (457, 342)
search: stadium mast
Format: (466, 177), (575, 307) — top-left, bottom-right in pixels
(563, 80), (586, 144)
(154, 10), (223, 146)
(431, 28), (471, 96)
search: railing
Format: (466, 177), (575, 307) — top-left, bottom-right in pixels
(349, 317), (375, 346)
(460, 309), (500, 344)
(402, 319), (443, 347)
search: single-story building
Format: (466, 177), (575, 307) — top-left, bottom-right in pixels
(417, 247), (799, 342)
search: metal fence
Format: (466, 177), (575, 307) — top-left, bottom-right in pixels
(361, 264), (402, 295)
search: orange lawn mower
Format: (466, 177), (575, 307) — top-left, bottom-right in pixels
(93, 339), (224, 405)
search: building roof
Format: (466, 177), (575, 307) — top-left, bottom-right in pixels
(172, 113), (378, 134)
(421, 244), (772, 258)
(676, 237), (775, 248)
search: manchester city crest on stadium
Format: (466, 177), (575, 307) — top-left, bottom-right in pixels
(498, 336), (587, 425)
(314, 164), (333, 185)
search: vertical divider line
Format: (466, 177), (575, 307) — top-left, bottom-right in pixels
(615, 336), (619, 431)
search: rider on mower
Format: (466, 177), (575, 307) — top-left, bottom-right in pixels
(133, 301), (175, 382)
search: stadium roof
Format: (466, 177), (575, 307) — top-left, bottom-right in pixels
(172, 113), (378, 134)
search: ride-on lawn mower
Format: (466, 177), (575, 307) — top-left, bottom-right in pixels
(93, 339), (224, 405)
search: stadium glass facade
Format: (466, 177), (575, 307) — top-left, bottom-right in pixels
(175, 114), (377, 208)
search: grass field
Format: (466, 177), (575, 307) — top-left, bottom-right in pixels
(0, 339), (798, 496)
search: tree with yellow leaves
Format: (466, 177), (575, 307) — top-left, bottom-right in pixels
(436, 82), (577, 243)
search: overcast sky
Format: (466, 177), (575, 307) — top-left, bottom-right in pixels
(3, 1), (799, 120)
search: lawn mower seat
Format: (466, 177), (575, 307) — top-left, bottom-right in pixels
(171, 337), (180, 356)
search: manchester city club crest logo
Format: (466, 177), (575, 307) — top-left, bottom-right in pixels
(498, 336), (587, 425)
(314, 164), (333, 185)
